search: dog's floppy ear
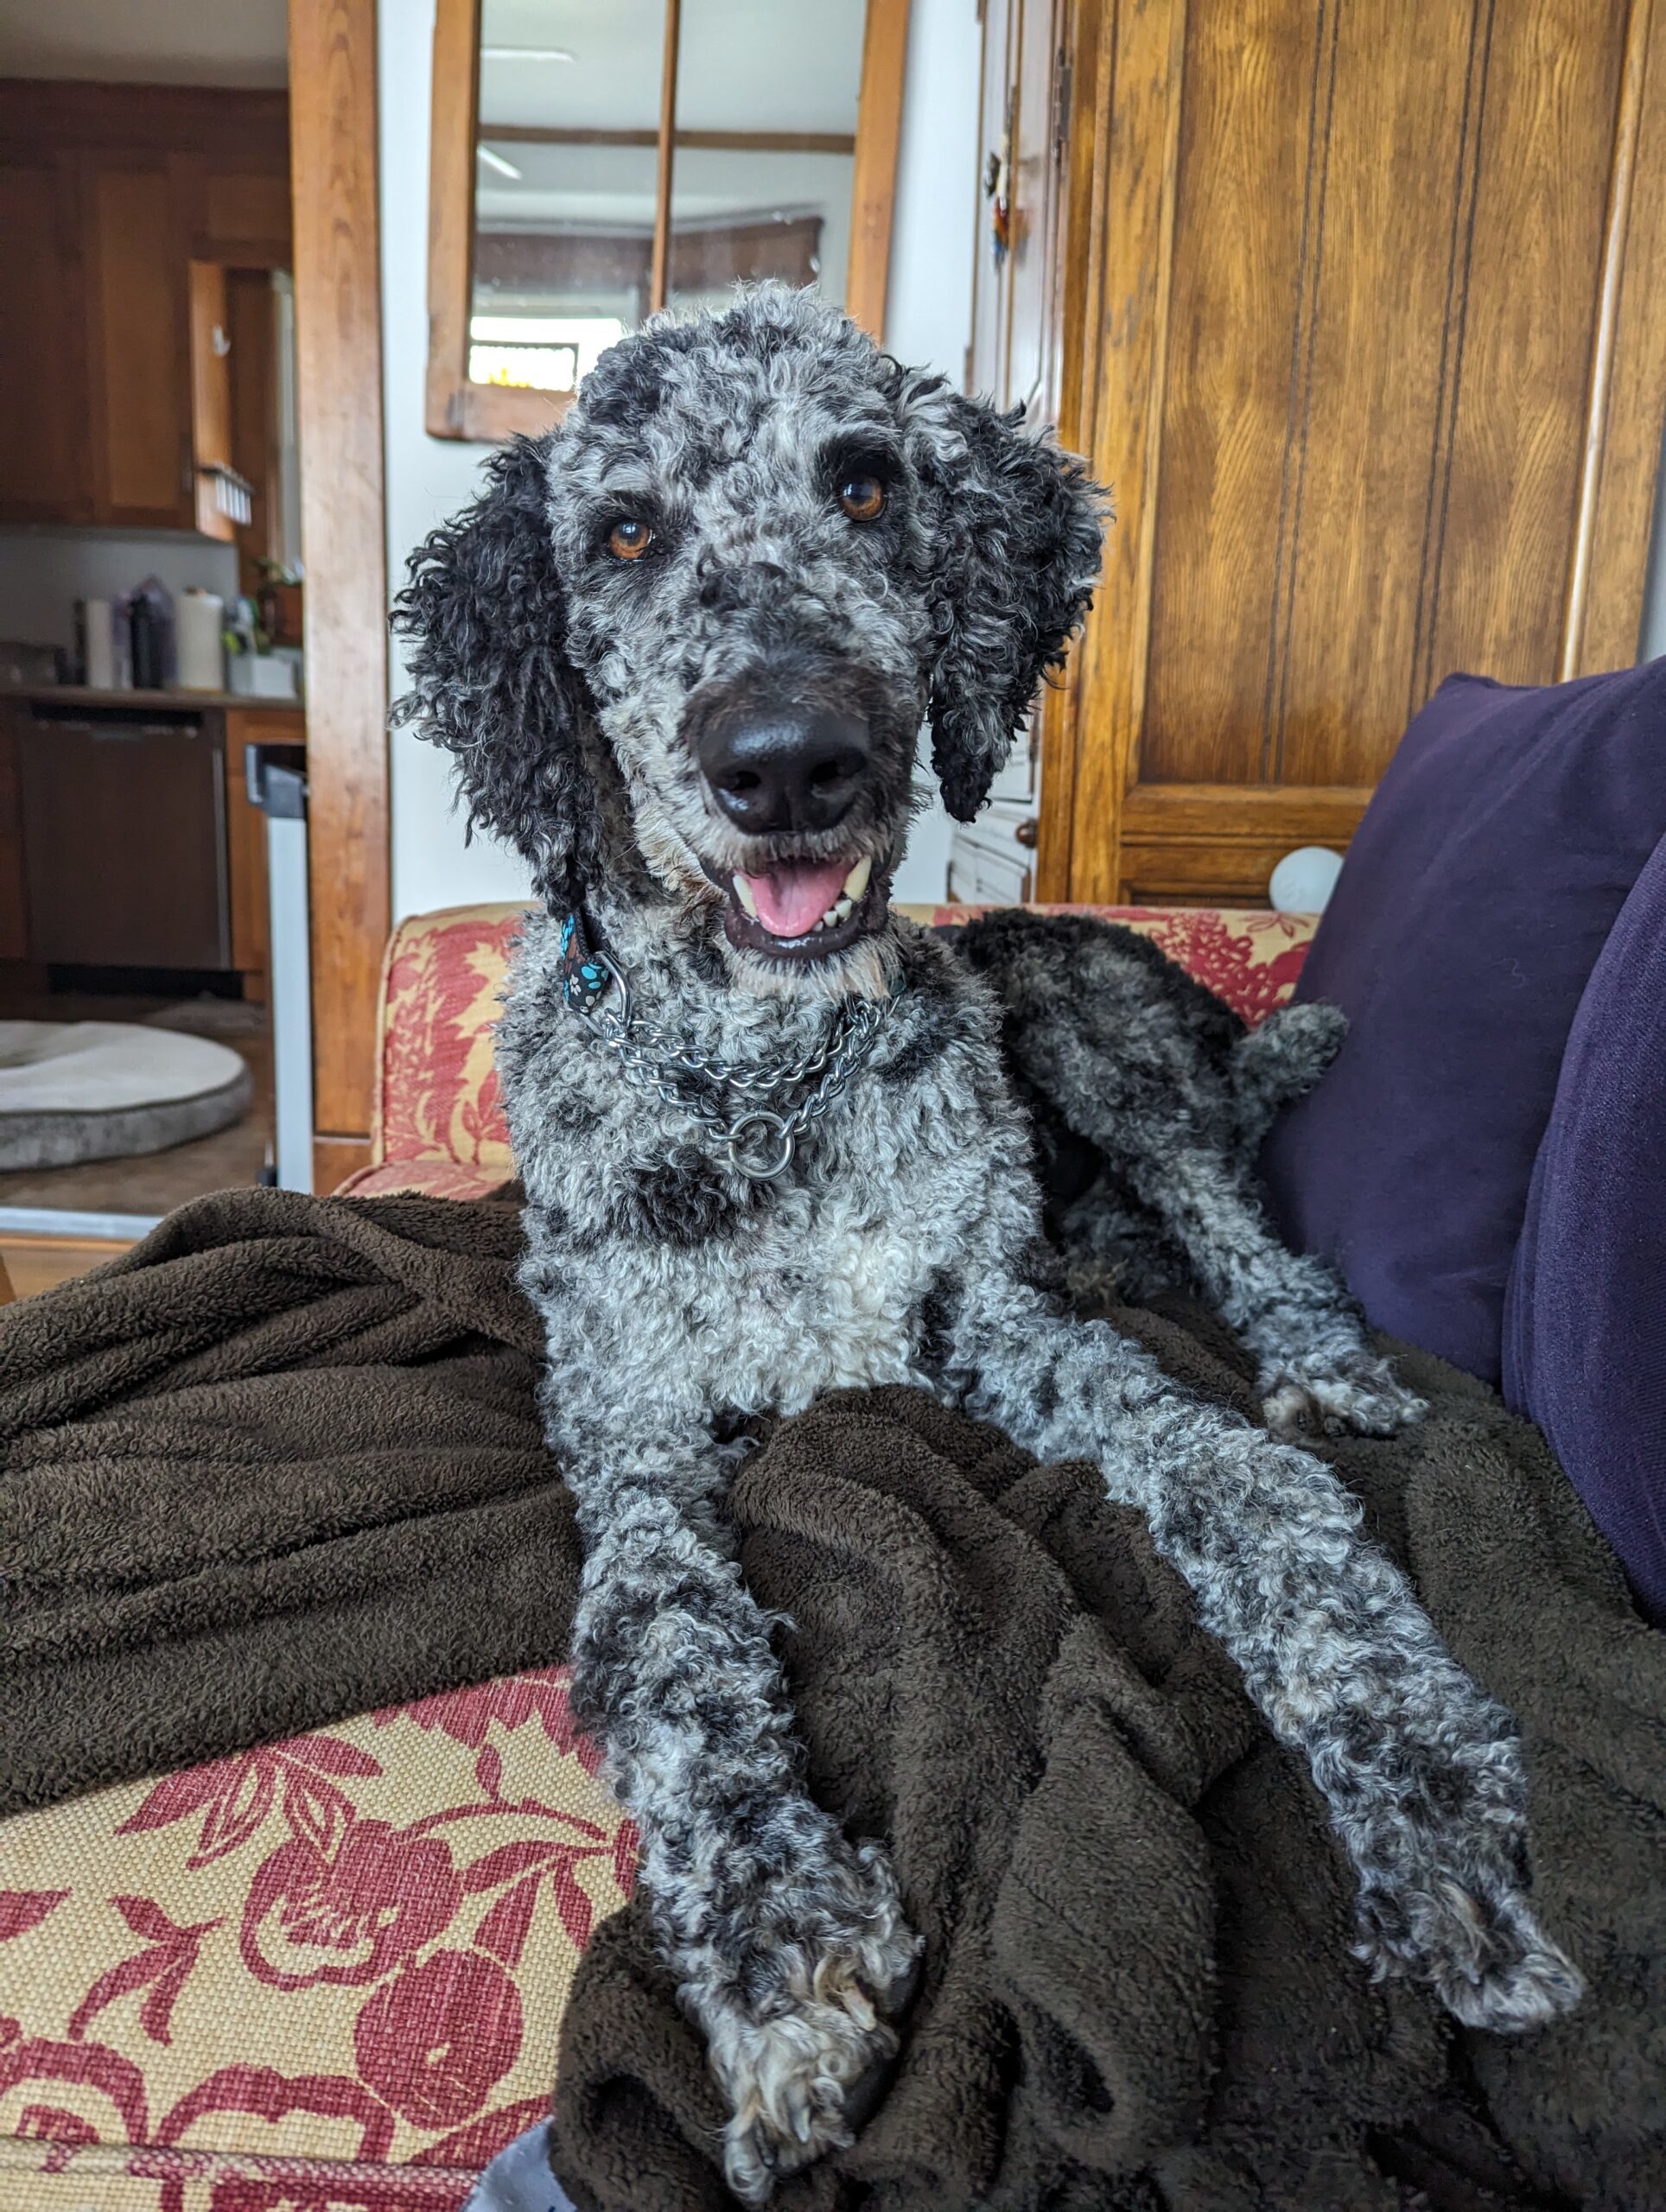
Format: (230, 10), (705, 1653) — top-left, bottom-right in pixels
(901, 379), (1105, 822)
(391, 432), (601, 905)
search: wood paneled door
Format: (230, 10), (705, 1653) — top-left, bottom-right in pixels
(1017, 0), (1666, 904)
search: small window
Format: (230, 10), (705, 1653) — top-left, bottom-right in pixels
(467, 314), (625, 391)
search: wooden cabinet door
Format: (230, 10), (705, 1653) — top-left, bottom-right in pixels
(17, 712), (228, 969)
(0, 158), (92, 524)
(0, 704), (28, 961)
(1039, 0), (1666, 905)
(82, 155), (194, 530)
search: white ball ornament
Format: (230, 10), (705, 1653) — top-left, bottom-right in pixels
(1269, 845), (1345, 915)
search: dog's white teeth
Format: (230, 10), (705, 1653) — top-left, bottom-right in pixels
(830, 896), (854, 922)
(842, 855), (872, 900)
(733, 874), (759, 919)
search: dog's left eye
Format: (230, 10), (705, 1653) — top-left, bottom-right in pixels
(836, 474), (886, 523)
(607, 518), (656, 562)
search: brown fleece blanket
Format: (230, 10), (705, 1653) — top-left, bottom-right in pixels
(0, 1188), (571, 1810)
(3, 1191), (1662, 2209)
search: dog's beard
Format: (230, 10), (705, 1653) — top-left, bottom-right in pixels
(729, 927), (898, 1004)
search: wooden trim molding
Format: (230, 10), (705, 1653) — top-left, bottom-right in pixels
(0, 1234), (133, 1301)
(426, 0), (911, 439)
(651, 0), (684, 314)
(846, 0), (911, 340)
(1058, 0), (1187, 906)
(423, 0), (483, 440)
(288, 0), (391, 1190)
(1035, 0), (1110, 900)
(312, 1134), (374, 1192)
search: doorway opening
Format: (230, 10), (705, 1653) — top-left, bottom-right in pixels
(0, 6), (308, 1294)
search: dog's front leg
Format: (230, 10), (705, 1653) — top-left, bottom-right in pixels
(931, 1264), (1583, 2033)
(562, 1421), (920, 2204)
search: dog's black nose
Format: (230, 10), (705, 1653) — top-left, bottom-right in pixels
(696, 707), (873, 835)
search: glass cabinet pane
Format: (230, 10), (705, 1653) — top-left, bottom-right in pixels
(471, 0), (667, 390)
(668, 0), (867, 316)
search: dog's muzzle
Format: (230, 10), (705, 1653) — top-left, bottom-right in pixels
(684, 682), (896, 963)
(696, 703), (874, 836)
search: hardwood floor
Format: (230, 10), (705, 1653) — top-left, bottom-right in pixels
(0, 1232), (130, 1298)
(0, 993), (274, 1291)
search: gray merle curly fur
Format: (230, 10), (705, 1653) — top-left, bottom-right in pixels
(393, 286), (1582, 2205)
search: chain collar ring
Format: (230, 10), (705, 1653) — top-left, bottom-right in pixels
(558, 911), (897, 1182)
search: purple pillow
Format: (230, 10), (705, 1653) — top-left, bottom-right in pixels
(1503, 833), (1666, 1624)
(1260, 659), (1666, 1385)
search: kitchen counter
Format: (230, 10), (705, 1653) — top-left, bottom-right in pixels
(4, 683), (305, 714)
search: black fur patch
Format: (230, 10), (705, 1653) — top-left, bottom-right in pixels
(602, 1148), (773, 1247)
(912, 1268), (960, 1376)
(878, 949), (957, 1088)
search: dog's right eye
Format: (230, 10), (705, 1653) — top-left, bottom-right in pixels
(837, 474), (887, 523)
(607, 518), (656, 562)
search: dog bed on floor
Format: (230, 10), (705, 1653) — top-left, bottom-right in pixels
(0, 1020), (252, 1169)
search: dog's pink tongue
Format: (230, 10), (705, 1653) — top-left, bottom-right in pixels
(741, 860), (849, 938)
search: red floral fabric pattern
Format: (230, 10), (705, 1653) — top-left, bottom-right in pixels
(0, 1671), (634, 2211)
(334, 1158), (517, 1203)
(921, 904), (1318, 1027)
(363, 902), (1317, 1196)
(374, 906), (525, 1173)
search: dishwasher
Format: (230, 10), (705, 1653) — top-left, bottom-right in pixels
(17, 701), (231, 971)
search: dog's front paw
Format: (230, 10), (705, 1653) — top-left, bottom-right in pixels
(1353, 1827), (1584, 2034)
(1262, 1356), (1427, 1441)
(700, 1842), (922, 2206)
(715, 1969), (903, 2205)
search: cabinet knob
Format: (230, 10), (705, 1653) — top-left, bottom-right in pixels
(1014, 817), (1039, 849)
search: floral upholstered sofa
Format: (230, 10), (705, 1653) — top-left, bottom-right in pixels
(0, 902), (1317, 2212)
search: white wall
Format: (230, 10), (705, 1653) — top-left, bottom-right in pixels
(379, 0), (981, 921)
(881, 0), (982, 902)
(0, 528), (238, 653)
(381, 0), (515, 918)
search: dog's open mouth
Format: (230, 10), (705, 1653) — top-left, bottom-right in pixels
(720, 854), (880, 960)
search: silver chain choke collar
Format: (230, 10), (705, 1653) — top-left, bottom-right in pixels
(559, 916), (897, 1181)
